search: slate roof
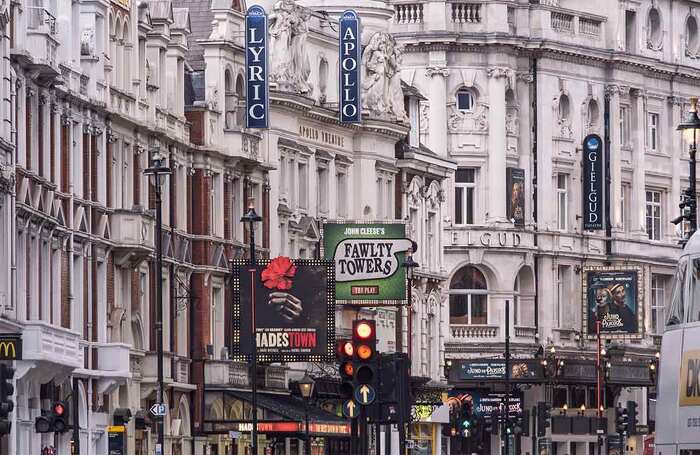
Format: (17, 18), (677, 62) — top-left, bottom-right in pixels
(173, 0), (214, 71)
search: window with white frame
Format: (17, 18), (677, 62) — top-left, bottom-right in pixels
(210, 173), (223, 236)
(427, 211), (436, 270)
(456, 89), (475, 112)
(646, 190), (662, 240)
(279, 154), (287, 199)
(620, 106), (630, 147)
(454, 168), (476, 225)
(648, 112), (660, 151)
(317, 162), (329, 215)
(620, 184), (628, 231)
(556, 265), (572, 328)
(557, 174), (568, 231)
(298, 161), (308, 210)
(651, 274), (667, 335)
(449, 266), (488, 325)
(210, 286), (224, 358)
(336, 167), (348, 217)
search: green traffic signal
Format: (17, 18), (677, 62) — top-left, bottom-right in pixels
(462, 419), (472, 429)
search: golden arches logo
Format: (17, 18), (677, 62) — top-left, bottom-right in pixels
(0, 341), (16, 359)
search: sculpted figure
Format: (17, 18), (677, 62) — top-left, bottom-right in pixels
(269, 0), (312, 94)
(361, 32), (407, 122)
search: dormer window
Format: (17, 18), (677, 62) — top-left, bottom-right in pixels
(457, 89), (475, 112)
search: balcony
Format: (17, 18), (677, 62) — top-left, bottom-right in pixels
(264, 365), (288, 391)
(110, 208), (154, 266)
(15, 6), (60, 83)
(19, 321), (82, 383)
(173, 356), (190, 384)
(97, 342), (131, 374)
(450, 324), (499, 342)
(204, 360), (250, 388)
(530, 3), (606, 48)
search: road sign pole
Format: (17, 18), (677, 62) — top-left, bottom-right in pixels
(350, 417), (357, 455)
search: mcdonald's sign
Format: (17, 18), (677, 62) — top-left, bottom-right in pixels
(0, 335), (21, 360)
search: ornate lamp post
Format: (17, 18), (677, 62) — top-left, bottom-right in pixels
(241, 195), (262, 455)
(144, 147), (171, 455)
(676, 97), (700, 238)
(298, 374), (316, 455)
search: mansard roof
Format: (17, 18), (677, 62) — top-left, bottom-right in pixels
(150, 0), (174, 22)
(172, 7), (191, 33)
(173, 0), (214, 71)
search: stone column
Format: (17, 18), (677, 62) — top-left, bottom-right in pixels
(517, 72), (533, 226)
(669, 96), (683, 241)
(486, 67), (510, 224)
(606, 85), (623, 232)
(631, 89), (647, 238)
(425, 65), (449, 156)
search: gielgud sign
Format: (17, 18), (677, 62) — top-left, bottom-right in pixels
(232, 258), (335, 362)
(322, 222), (412, 304)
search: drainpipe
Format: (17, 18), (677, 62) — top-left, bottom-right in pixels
(531, 56), (540, 337)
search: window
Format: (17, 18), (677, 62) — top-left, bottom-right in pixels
(646, 190), (661, 240)
(558, 95), (570, 121)
(557, 265), (572, 328)
(620, 106), (630, 146)
(625, 10), (637, 53)
(427, 212), (436, 270)
(454, 168), (476, 225)
(691, 258), (700, 323)
(449, 266), (488, 325)
(211, 287), (224, 358)
(456, 89), (475, 112)
(651, 274), (667, 335)
(336, 168), (347, 217)
(298, 161), (308, 210)
(687, 16), (700, 56)
(667, 258), (687, 326)
(648, 113), (659, 151)
(317, 164), (329, 215)
(210, 173), (223, 236)
(620, 184), (628, 231)
(513, 276), (519, 326)
(557, 174), (568, 231)
(648, 8), (661, 47)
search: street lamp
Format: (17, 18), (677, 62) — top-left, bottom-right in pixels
(677, 96), (700, 237)
(298, 374), (316, 455)
(144, 147), (171, 455)
(241, 194), (262, 455)
(402, 246), (419, 361)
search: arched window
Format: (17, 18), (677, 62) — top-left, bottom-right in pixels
(224, 69), (235, 129)
(235, 74), (245, 126)
(587, 99), (599, 129)
(514, 266), (536, 327)
(558, 94), (570, 121)
(648, 8), (662, 47)
(318, 58), (328, 103)
(456, 88), (475, 112)
(449, 266), (488, 324)
(115, 19), (123, 88)
(687, 16), (699, 56)
(123, 22), (131, 92)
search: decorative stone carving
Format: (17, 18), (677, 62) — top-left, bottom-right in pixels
(516, 72), (534, 83)
(668, 95), (684, 106)
(361, 32), (407, 122)
(419, 102), (429, 133)
(486, 66), (516, 91)
(81, 27), (95, 56)
(505, 109), (519, 136)
(269, 0), (313, 94)
(425, 66), (449, 78)
(447, 103), (489, 133)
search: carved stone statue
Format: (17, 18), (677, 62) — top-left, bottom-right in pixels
(361, 32), (407, 122)
(269, 0), (312, 94)
(81, 27), (95, 56)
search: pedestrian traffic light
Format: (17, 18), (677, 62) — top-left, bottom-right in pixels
(352, 320), (377, 386)
(337, 339), (354, 399)
(536, 402), (551, 437)
(672, 188), (696, 242)
(615, 404), (629, 435)
(626, 401), (638, 435)
(35, 401), (68, 434)
(0, 364), (14, 434)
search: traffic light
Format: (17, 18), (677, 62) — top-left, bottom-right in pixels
(485, 409), (499, 433)
(536, 402), (551, 437)
(615, 404), (629, 435)
(35, 401), (68, 433)
(671, 188), (696, 242)
(460, 400), (474, 437)
(626, 401), (638, 435)
(514, 410), (529, 436)
(352, 320), (377, 387)
(0, 364), (14, 434)
(378, 352), (411, 421)
(337, 339), (354, 399)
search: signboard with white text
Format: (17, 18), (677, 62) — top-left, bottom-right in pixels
(582, 134), (604, 230)
(245, 5), (268, 128)
(339, 10), (361, 123)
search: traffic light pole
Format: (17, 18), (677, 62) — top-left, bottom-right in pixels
(596, 320), (603, 455)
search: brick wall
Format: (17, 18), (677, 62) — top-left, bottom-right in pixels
(61, 248), (70, 328)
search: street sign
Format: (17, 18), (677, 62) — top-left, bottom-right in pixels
(354, 384), (376, 405)
(155, 443), (162, 455)
(149, 403), (166, 417)
(107, 425), (125, 433)
(228, 431), (242, 439)
(343, 400), (359, 419)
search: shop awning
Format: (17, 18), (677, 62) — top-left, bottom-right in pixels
(204, 391), (350, 437)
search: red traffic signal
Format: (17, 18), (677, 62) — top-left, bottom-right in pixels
(53, 402), (65, 417)
(338, 340), (354, 358)
(354, 321), (374, 340)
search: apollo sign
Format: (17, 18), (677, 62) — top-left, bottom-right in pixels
(339, 10), (361, 123)
(245, 5), (268, 129)
(582, 134), (604, 230)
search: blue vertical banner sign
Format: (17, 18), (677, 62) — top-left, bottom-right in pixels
(582, 134), (604, 230)
(339, 10), (361, 123)
(245, 5), (268, 129)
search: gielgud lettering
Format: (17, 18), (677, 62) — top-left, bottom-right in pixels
(256, 331), (317, 349)
(339, 242), (394, 276)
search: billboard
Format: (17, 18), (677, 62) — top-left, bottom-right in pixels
(245, 5), (269, 128)
(321, 222), (412, 304)
(582, 134), (604, 230)
(447, 390), (523, 417)
(582, 267), (642, 337)
(339, 10), (361, 123)
(232, 258), (335, 362)
(506, 167), (525, 226)
(455, 359), (542, 382)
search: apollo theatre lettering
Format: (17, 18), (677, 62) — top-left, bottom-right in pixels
(245, 5), (268, 128)
(582, 134), (604, 230)
(339, 10), (361, 123)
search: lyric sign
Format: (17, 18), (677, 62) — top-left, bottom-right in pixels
(339, 10), (361, 123)
(245, 5), (268, 128)
(582, 134), (604, 230)
(322, 222), (410, 304)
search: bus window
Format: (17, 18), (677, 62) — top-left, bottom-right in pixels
(667, 257), (687, 326)
(692, 257), (700, 322)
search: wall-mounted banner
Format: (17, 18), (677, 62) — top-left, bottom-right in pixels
(245, 5), (268, 129)
(321, 222), (410, 304)
(339, 10), (361, 123)
(582, 134), (604, 230)
(506, 167), (525, 226)
(453, 359), (542, 382)
(447, 390), (523, 417)
(0, 334), (21, 360)
(232, 258), (335, 362)
(582, 266), (642, 338)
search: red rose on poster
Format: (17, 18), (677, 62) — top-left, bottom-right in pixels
(261, 256), (297, 290)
